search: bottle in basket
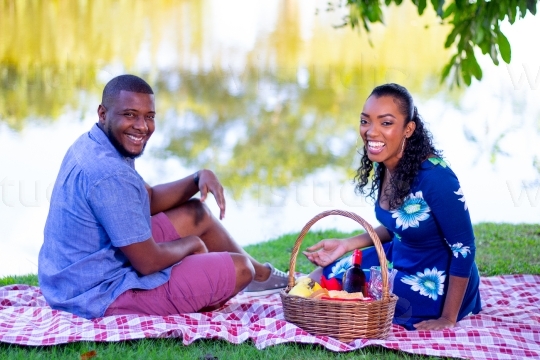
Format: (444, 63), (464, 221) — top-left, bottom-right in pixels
(342, 249), (366, 296)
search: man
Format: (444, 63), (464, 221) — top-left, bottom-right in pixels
(38, 74), (287, 319)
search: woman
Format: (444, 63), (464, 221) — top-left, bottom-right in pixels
(303, 83), (481, 330)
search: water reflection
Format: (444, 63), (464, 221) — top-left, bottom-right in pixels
(1, 0), (539, 277)
(154, 66), (364, 197)
(1, 0), (454, 194)
(1, 0), (451, 135)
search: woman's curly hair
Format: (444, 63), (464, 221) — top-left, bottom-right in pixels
(354, 83), (442, 210)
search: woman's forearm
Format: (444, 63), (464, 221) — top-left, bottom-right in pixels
(344, 225), (392, 252)
(441, 275), (469, 323)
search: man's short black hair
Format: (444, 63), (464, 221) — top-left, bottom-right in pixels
(101, 74), (154, 108)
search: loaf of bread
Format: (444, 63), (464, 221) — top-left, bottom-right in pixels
(308, 288), (329, 299)
(327, 290), (364, 300)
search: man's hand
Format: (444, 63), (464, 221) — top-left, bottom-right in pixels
(197, 169), (226, 220)
(146, 169), (226, 217)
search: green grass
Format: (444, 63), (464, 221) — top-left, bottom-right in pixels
(1, 223), (539, 359)
(0, 339), (436, 360)
(244, 224), (540, 277)
(473, 223), (540, 276)
(0, 274), (39, 287)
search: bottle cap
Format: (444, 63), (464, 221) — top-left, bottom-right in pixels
(352, 249), (362, 265)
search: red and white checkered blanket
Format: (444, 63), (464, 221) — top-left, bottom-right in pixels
(1, 275), (539, 359)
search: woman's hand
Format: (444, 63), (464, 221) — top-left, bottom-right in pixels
(413, 317), (456, 331)
(302, 239), (348, 267)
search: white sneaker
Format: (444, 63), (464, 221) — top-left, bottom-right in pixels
(243, 263), (289, 296)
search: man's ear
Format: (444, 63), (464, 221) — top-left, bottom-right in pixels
(97, 104), (106, 124)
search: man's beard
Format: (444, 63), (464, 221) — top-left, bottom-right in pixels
(107, 123), (146, 159)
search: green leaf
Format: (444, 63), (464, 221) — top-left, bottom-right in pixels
(507, 4), (517, 23)
(430, 0), (445, 17)
(461, 47), (480, 82)
(461, 54), (470, 75)
(365, 3), (383, 22)
(497, 30), (511, 63)
(527, 0), (537, 15)
(478, 40), (490, 55)
(462, 67), (472, 86)
(469, 54), (483, 80)
(519, 0), (528, 16)
(440, 62), (453, 83)
(488, 43), (499, 65)
(440, 54), (458, 81)
(474, 26), (484, 44)
(415, 0), (427, 15)
(442, 2), (455, 19)
(454, 0), (467, 11)
(445, 22), (466, 48)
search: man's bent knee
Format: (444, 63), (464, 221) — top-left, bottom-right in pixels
(164, 198), (213, 235)
(182, 198), (212, 226)
(230, 253), (254, 294)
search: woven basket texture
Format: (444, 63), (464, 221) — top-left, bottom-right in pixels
(280, 209), (398, 342)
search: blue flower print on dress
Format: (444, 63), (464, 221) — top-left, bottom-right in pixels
(454, 187), (468, 211)
(328, 256), (352, 279)
(401, 267), (446, 301)
(391, 191), (431, 230)
(450, 242), (471, 258)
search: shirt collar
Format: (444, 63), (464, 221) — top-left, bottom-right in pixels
(89, 123), (135, 168)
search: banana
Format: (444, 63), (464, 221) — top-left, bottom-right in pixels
(311, 281), (323, 292)
(295, 277), (313, 286)
(288, 277), (323, 298)
(288, 283), (313, 297)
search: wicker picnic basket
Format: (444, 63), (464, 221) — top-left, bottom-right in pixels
(280, 209), (398, 342)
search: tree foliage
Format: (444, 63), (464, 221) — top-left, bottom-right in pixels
(333, 0), (538, 86)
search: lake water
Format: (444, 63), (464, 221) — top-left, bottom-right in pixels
(1, 0), (539, 277)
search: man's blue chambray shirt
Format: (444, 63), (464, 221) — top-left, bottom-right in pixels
(38, 124), (172, 319)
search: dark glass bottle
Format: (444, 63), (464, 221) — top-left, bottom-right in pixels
(342, 249), (366, 295)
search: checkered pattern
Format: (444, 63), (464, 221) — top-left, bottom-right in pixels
(1, 275), (539, 359)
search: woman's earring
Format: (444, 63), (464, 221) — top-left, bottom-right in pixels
(355, 135), (364, 154)
(398, 136), (407, 159)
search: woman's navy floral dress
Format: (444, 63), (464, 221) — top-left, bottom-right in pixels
(322, 158), (482, 329)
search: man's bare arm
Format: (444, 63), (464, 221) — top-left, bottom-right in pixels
(145, 173), (199, 215)
(145, 169), (227, 219)
(120, 235), (207, 275)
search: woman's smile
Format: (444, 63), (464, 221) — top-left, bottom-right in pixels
(367, 140), (386, 155)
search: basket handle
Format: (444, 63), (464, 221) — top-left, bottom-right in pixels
(288, 209), (392, 300)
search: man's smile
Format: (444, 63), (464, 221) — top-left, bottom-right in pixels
(126, 134), (146, 144)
